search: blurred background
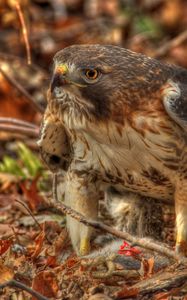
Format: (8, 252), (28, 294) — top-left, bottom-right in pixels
(1, 0), (187, 125)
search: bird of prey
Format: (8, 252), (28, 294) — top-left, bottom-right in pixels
(38, 44), (187, 256)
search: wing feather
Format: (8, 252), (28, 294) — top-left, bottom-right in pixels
(37, 118), (72, 172)
(163, 79), (187, 131)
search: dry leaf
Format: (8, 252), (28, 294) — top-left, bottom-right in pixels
(32, 270), (59, 299)
(0, 239), (12, 256)
(139, 257), (155, 278)
(20, 177), (46, 212)
(54, 229), (68, 256)
(45, 255), (57, 268)
(116, 287), (139, 299)
(28, 230), (45, 259)
(154, 287), (182, 300)
(147, 256), (155, 276)
(0, 263), (14, 284)
(0, 224), (14, 238)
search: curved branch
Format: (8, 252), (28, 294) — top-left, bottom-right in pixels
(0, 117), (38, 129)
(0, 124), (39, 137)
(0, 279), (49, 300)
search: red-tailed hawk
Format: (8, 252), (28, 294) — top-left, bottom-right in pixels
(38, 44), (187, 256)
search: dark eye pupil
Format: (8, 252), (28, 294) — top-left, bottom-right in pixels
(88, 70), (95, 77)
(87, 70), (97, 78)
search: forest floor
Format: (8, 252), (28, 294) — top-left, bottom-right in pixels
(1, 1), (187, 299)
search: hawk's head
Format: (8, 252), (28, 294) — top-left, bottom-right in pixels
(50, 44), (167, 122)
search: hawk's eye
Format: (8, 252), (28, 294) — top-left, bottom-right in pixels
(85, 69), (99, 80)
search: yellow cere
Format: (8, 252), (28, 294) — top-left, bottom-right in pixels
(56, 64), (68, 74)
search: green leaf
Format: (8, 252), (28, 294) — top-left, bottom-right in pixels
(0, 156), (25, 177)
(17, 142), (43, 177)
(134, 15), (161, 37)
(0, 143), (44, 179)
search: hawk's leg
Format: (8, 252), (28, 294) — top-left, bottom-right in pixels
(175, 181), (187, 255)
(64, 171), (99, 256)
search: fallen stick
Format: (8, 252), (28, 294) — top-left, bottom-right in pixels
(115, 267), (187, 299)
(0, 279), (49, 300)
(0, 124), (39, 137)
(135, 267), (187, 295)
(0, 117), (38, 129)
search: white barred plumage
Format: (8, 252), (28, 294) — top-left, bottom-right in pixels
(38, 44), (187, 256)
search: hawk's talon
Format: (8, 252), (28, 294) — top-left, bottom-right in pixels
(80, 237), (91, 256)
(176, 242), (187, 257)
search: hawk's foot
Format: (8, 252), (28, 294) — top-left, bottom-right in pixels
(175, 182), (187, 257)
(176, 241), (187, 257)
(80, 237), (91, 256)
(66, 215), (93, 256)
(65, 171), (99, 256)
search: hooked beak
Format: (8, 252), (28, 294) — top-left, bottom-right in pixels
(50, 64), (68, 93)
(50, 63), (87, 93)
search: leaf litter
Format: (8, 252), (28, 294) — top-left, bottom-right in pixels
(1, 0), (187, 299)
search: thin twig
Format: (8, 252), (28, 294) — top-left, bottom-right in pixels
(0, 279), (49, 300)
(0, 117), (38, 129)
(15, 199), (43, 232)
(0, 67), (44, 114)
(15, 198), (52, 245)
(10, 225), (21, 244)
(14, 0), (31, 65)
(52, 173), (59, 202)
(0, 124), (39, 137)
(153, 29), (187, 59)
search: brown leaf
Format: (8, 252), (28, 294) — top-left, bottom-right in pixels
(0, 173), (19, 191)
(66, 256), (79, 269)
(147, 256), (155, 276)
(116, 287), (139, 299)
(0, 263), (14, 284)
(20, 177), (46, 212)
(0, 70), (36, 123)
(32, 270), (59, 299)
(45, 255), (57, 268)
(28, 229), (45, 259)
(139, 257), (155, 278)
(154, 288), (182, 300)
(0, 224), (14, 238)
(0, 239), (12, 256)
(54, 229), (68, 256)
(0, 194), (15, 207)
